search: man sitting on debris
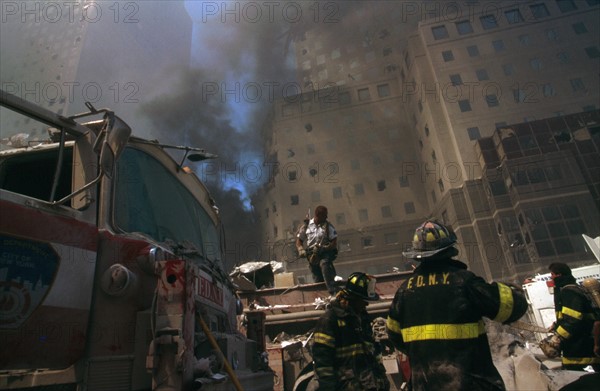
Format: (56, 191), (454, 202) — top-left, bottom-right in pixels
(311, 272), (390, 391)
(387, 220), (528, 390)
(540, 262), (600, 371)
(296, 205), (339, 295)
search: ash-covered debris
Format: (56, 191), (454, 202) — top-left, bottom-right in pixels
(486, 320), (596, 390)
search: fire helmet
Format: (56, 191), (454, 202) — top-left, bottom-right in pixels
(402, 220), (457, 260)
(343, 272), (380, 301)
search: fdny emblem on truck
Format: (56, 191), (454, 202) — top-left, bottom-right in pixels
(0, 234), (59, 328)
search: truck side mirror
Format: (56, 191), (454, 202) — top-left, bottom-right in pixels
(100, 114), (131, 179)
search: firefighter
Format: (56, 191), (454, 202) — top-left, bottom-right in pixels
(311, 272), (390, 391)
(296, 205), (339, 295)
(386, 220), (527, 391)
(540, 262), (600, 371)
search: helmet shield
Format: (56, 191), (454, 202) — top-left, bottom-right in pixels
(344, 272), (380, 301)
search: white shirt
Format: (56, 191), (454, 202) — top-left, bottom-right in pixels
(298, 218), (337, 249)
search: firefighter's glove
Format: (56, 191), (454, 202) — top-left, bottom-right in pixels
(297, 248), (307, 258)
(539, 334), (563, 359)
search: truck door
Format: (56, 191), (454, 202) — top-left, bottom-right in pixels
(0, 136), (99, 370)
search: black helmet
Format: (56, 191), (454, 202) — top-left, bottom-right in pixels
(402, 220), (457, 260)
(343, 272), (380, 301)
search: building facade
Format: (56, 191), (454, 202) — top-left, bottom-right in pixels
(258, 0), (600, 283)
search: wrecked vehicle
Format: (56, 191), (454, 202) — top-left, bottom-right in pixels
(0, 90), (273, 390)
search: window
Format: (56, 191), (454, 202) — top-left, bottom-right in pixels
(338, 91), (351, 105)
(377, 84), (390, 97)
(450, 74), (463, 85)
(432, 25), (449, 40)
(377, 180), (386, 191)
(381, 206), (392, 218)
(467, 45), (479, 57)
(530, 3), (550, 19)
(546, 28), (559, 41)
(572, 22), (588, 34)
(480, 14), (498, 30)
(486, 94), (499, 107)
(514, 89), (526, 103)
(467, 127), (481, 140)
(543, 83), (556, 97)
(425, 126), (430, 137)
(505, 9), (524, 24)
(557, 51), (570, 63)
(354, 183), (365, 195)
(458, 99), (472, 112)
(585, 46), (600, 58)
(502, 64), (514, 76)
(438, 179), (445, 192)
(431, 150), (437, 162)
(335, 213), (346, 225)
(442, 50), (454, 62)
(404, 202), (416, 214)
(556, 0), (577, 13)
(311, 190), (320, 202)
(519, 34), (531, 46)
(358, 208), (369, 222)
(530, 58), (542, 70)
(399, 176), (409, 187)
(358, 88), (371, 101)
(290, 195), (299, 205)
(362, 236), (373, 247)
(570, 78), (585, 92)
(332, 186), (342, 199)
(492, 39), (505, 52)
(114, 148), (222, 258)
(288, 170), (297, 181)
(456, 20), (473, 35)
(384, 232), (399, 245)
(476, 69), (489, 81)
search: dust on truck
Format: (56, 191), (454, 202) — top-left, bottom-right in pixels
(0, 90), (273, 390)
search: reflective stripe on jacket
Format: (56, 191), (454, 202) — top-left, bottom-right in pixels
(386, 258), (527, 391)
(554, 284), (600, 368)
(312, 300), (389, 391)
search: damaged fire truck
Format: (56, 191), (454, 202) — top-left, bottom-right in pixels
(0, 90), (273, 390)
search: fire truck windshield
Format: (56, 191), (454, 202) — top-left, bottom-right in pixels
(114, 147), (220, 261)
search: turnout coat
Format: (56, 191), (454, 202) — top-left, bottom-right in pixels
(312, 299), (389, 390)
(386, 259), (527, 391)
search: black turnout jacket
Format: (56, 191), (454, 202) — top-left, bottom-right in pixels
(552, 274), (600, 370)
(312, 299), (389, 390)
(386, 258), (527, 391)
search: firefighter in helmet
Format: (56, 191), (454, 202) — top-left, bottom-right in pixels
(540, 262), (600, 371)
(312, 272), (390, 390)
(386, 220), (527, 391)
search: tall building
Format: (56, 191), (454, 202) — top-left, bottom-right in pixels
(257, 0), (600, 283)
(1, 0), (90, 138)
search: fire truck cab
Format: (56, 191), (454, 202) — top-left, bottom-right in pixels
(0, 90), (273, 390)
